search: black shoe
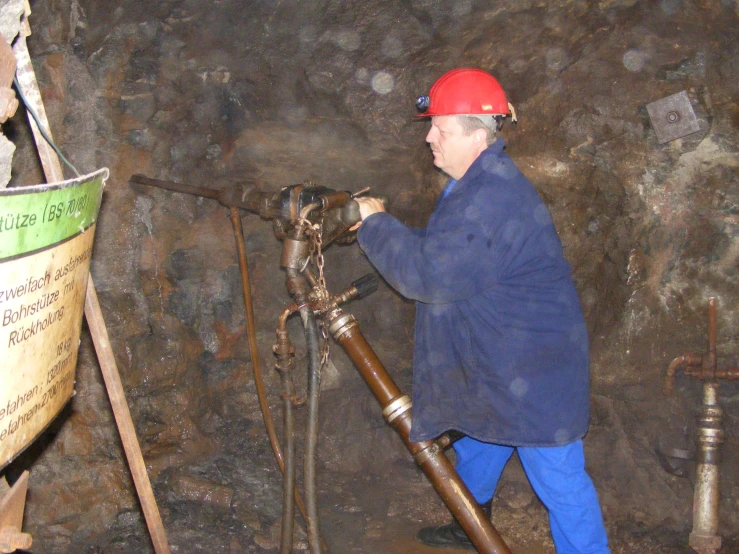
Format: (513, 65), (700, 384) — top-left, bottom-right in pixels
(416, 520), (476, 550)
(416, 500), (491, 550)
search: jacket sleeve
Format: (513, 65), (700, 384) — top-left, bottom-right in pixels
(357, 189), (531, 304)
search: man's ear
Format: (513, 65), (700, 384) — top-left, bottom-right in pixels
(473, 128), (487, 144)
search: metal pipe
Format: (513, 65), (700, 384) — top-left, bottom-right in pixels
(690, 381), (724, 554)
(230, 207), (285, 467)
(132, 174), (221, 200)
(275, 308), (297, 554)
(325, 308), (511, 554)
(663, 298), (738, 554)
(689, 299), (723, 554)
(131, 174), (271, 215)
(664, 353), (703, 395)
(707, 298), (716, 354)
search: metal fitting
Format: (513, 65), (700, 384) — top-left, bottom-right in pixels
(280, 237), (311, 269)
(695, 401), (724, 466)
(414, 442), (441, 466)
(326, 312), (357, 341)
(382, 395), (412, 425)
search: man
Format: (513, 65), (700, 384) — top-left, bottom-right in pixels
(353, 68), (610, 553)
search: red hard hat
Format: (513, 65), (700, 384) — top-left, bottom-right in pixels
(415, 68), (515, 120)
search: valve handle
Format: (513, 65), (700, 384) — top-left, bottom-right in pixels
(351, 273), (378, 299)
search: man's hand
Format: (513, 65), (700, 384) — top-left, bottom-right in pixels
(349, 197), (386, 231)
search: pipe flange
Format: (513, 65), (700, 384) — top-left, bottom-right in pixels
(327, 312), (357, 340)
(382, 395), (412, 425)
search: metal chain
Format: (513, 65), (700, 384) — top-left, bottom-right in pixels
(318, 319), (330, 369)
(299, 219), (331, 367)
(300, 219), (330, 310)
(313, 226), (327, 295)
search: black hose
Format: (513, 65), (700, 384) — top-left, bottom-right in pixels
(300, 304), (323, 554)
(231, 211), (329, 552)
(285, 266), (324, 554)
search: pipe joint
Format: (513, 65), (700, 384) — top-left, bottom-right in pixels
(326, 311), (357, 341)
(664, 353), (703, 395)
(382, 395), (412, 425)
(414, 442), (442, 466)
(273, 333), (295, 374)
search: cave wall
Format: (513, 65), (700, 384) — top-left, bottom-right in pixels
(3, 0), (738, 551)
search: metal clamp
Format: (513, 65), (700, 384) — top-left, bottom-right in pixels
(382, 395), (412, 425)
(326, 312), (357, 341)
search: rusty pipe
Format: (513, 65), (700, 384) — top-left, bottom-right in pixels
(664, 299), (739, 395)
(230, 207), (284, 467)
(325, 308), (511, 554)
(664, 353), (703, 395)
(690, 300), (723, 554)
(274, 306), (298, 554)
(131, 174), (274, 216)
(707, 298), (716, 355)
(299, 201), (323, 222)
(715, 368), (739, 380)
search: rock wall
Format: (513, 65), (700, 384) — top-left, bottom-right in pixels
(2, 0), (737, 551)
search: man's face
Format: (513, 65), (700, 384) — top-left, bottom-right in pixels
(425, 115), (480, 180)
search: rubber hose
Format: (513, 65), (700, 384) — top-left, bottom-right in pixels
(299, 305), (323, 554)
(229, 209), (329, 551)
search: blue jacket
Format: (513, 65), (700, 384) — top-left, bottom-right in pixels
(358, 140), (590, 446)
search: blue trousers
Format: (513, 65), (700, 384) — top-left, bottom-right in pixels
(454, 437), (610, 554)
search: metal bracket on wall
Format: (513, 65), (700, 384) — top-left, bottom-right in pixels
(646, 90), (701, 144)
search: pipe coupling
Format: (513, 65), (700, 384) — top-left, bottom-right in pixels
(382, 395), (412, 425)
(414, 442), (441, 466)
(695, 402), (724, 465)
(327, 312), (357, 340)
(695, 430), (725, 465)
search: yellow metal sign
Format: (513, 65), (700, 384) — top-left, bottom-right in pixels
(0, 168), (107, 469)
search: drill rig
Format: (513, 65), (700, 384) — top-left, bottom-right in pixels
(130, 174), (511, 554)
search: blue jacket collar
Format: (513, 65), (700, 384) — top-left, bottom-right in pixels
(463, 139), (505, 183)
(439, 139), (506, 201)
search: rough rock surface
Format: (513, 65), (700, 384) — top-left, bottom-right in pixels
(2, 0), (738, 552)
